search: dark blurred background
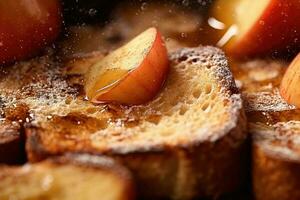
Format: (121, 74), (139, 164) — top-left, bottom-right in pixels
(62, 0), (213, 25)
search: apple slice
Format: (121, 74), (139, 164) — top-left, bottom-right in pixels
(85, 27), (169, 105)
(210, 0), (300, 58)
(280, 53), (300, 107)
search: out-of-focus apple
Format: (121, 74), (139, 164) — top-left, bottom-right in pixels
(0, 0), (62, 65)
(280, 52), (300, 108)
(85, 27), (169, 105)
(210, 0), (300, 58)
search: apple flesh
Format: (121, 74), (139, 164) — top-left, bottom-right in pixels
(280, 53), (300, 108)
(85, 27), (169, 105)
(210, 0), (300, 58)
(0, 0), (62, 65)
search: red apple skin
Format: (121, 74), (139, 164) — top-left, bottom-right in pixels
(0, 0), (62, 65)
(94, 30), (169, 105)
(226, 0), (300, 58)
(280, 52), (300, 107)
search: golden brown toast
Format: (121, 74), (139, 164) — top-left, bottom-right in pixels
(0, 154), (135, 200)
(230, 59), (300, 200)
(20, 46), (247, 200)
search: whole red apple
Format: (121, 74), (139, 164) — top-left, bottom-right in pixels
(0, 0), (62, 65)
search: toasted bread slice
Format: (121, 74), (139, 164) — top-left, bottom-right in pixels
(0, 154), (135, 200)
(19, 46), (247, 199)
(230, 59), (300, 200)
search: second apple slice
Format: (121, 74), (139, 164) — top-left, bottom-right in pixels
(211, 0), (300, 58)
(85, 27), (169, 105)
(280, 52), (300, 108)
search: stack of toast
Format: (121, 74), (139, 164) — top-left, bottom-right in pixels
(0, 1), (298, 200)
